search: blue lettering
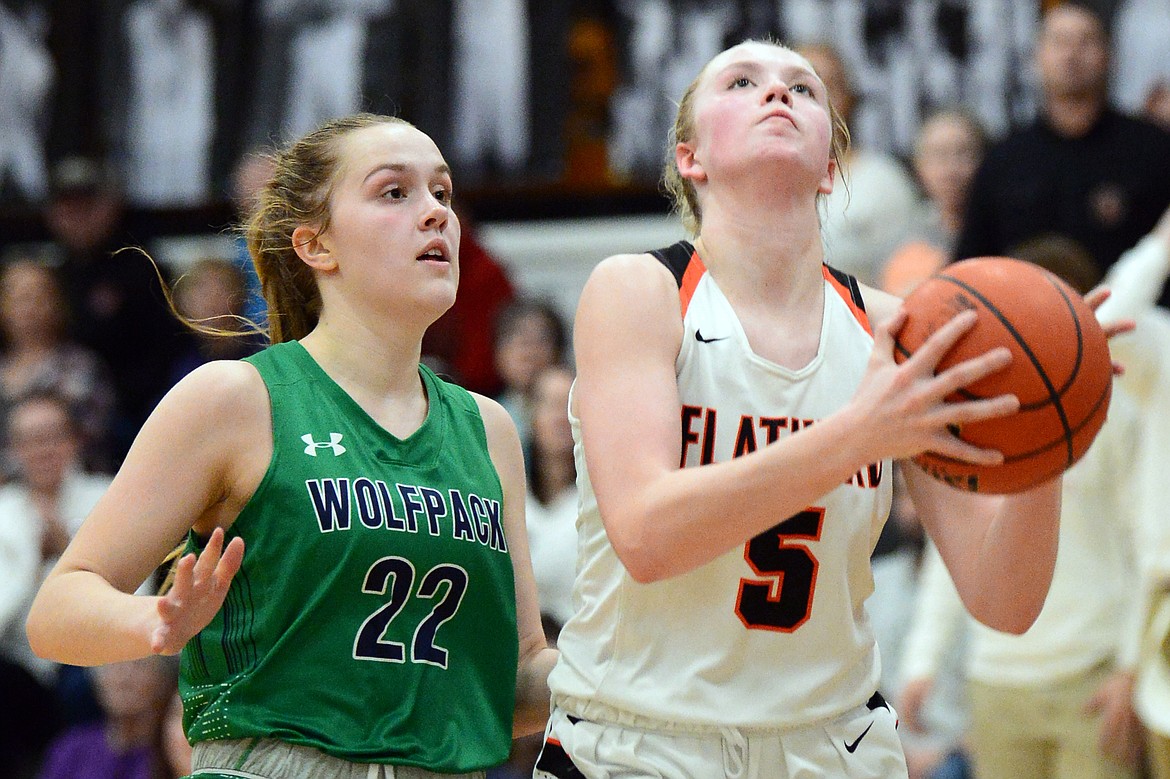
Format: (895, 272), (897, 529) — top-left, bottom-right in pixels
(306, 479), (351, 532)
(354, 478), (382, 529)
(450, 489), (476, 542)
(469, 495), (490, 545)
(397, 484), (423, 532)
(419, 487), (446, 536)
(378, 481), (405, 531)
(485, 499), (507, 552)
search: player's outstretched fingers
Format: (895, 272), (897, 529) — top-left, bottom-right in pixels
(215, 537), (245, 590)
(931, 346), (1014, 400)
(903, 309), (978, 372)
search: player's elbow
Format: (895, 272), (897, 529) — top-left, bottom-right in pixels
(25, 605), (57, 662)
(969, 598), (1043, 636)
(606, 519), (672, 584)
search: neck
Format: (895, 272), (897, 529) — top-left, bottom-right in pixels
(1044, 93), (1105, 138)
(695, 188), (825, 306)
(300, 315), (426, 397)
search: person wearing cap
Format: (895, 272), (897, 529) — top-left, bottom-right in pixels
(42, 155), (184, 457)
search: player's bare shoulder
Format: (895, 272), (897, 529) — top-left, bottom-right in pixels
(856, 281), (903, 333)
(578, 252), (684, 348)
(162, 359), (269, 430)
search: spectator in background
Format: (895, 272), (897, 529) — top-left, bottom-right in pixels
(0, 259), (117, 475)
(166, 257), (263, 388)
(227, 148), (273, 327)
(955, 1), (1170, 306)
(524, 364), (578, 632)
(491, 297), (566, 445)
(421, 210), (516, 395)
(1093, 204), (1170, 779)
(882, 109), (988, 296)
(797, 42), (919, 288)
(42, 156), (183, 456)
(36, 655), (175, 779)
(0, 392), (113, 777)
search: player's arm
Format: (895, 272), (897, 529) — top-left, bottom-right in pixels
(575, 256), (1016, 583)
(474, 394), (557, 737)
(26, 361), (268, 665)
(863, 285), (1061, 634)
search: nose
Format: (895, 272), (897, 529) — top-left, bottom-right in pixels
(420, 195), (450, 231)
(764, 79), (793, 107)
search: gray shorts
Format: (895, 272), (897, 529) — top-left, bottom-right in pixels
(189, 738), (487, 779)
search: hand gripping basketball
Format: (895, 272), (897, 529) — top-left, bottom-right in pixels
(894, 257), (1113, 493)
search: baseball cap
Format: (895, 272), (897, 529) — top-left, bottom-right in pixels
(48, 156), (117, 197)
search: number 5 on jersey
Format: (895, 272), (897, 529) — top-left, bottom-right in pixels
(735, 508), (825, 632)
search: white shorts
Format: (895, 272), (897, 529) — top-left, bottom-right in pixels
(533, 693), (906, 779)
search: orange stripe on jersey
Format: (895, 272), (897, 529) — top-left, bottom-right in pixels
(822, 265), (872, 336)
(679, 250), (708, 317)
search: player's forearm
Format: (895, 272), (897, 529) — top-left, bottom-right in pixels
(513, 646), (557, 737)
(26, 569), (159, 666)
(1097, 235), (1170, 323)
(963, 480), (1061, 634)
(601, 410), (871, 583)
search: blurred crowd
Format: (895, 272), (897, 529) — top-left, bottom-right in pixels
(2, 1), (1170, 778)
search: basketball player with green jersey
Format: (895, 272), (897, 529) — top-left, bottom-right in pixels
(26, 114), (556, 778)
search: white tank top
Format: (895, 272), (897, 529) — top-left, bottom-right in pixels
(550, 241), (893, 730)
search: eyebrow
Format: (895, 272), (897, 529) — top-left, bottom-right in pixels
(713, 59), (823, 85)
(362, 162), (451, 184)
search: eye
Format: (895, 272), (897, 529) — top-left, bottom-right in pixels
(432, 185), (453, 204)
(730, 76), (752, 89)
(380, 185), (404, 200)
(792, 83), (815, 97)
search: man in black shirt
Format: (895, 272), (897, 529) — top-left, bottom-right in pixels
(955, 1), (1170, 306)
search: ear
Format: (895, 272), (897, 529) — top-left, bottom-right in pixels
(291, 225), (338, 272)
(675, 141), (707, 185)
(818, 157), (837, 196)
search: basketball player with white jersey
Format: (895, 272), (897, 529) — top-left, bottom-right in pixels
(535, 40), (1123, 779)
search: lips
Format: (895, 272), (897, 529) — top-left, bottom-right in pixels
(417, 239), (449, 263)
(761, 110), (796, 127)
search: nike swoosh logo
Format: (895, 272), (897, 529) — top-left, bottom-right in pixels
(695, 329), (727, 343)
(844, 721), (873, 754)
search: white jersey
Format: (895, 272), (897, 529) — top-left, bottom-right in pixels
(550, 241), (893, 730)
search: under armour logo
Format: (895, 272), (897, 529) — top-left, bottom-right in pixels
(302, 433), (346, 456)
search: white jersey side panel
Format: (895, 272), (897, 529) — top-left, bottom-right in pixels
(550, 251), (892, 730)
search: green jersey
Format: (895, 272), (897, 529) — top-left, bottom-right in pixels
(180, 341), (518, 772)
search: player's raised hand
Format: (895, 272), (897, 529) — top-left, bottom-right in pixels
(1084, 286), (1136, 376)
(151, 527), (245, 655)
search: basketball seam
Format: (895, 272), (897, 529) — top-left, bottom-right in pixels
(925, 273), (1077, 465)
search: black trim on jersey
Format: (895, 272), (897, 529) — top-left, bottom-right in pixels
(867, 691), (889, 712)
(535, 739), (587, 778)
(648, 240), (697, 289)
(824, 264), (867, 312)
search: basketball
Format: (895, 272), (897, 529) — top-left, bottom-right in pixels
(893, 257), (1113, 494)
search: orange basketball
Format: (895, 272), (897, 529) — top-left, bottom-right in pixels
(893, 257), (1113, 494)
